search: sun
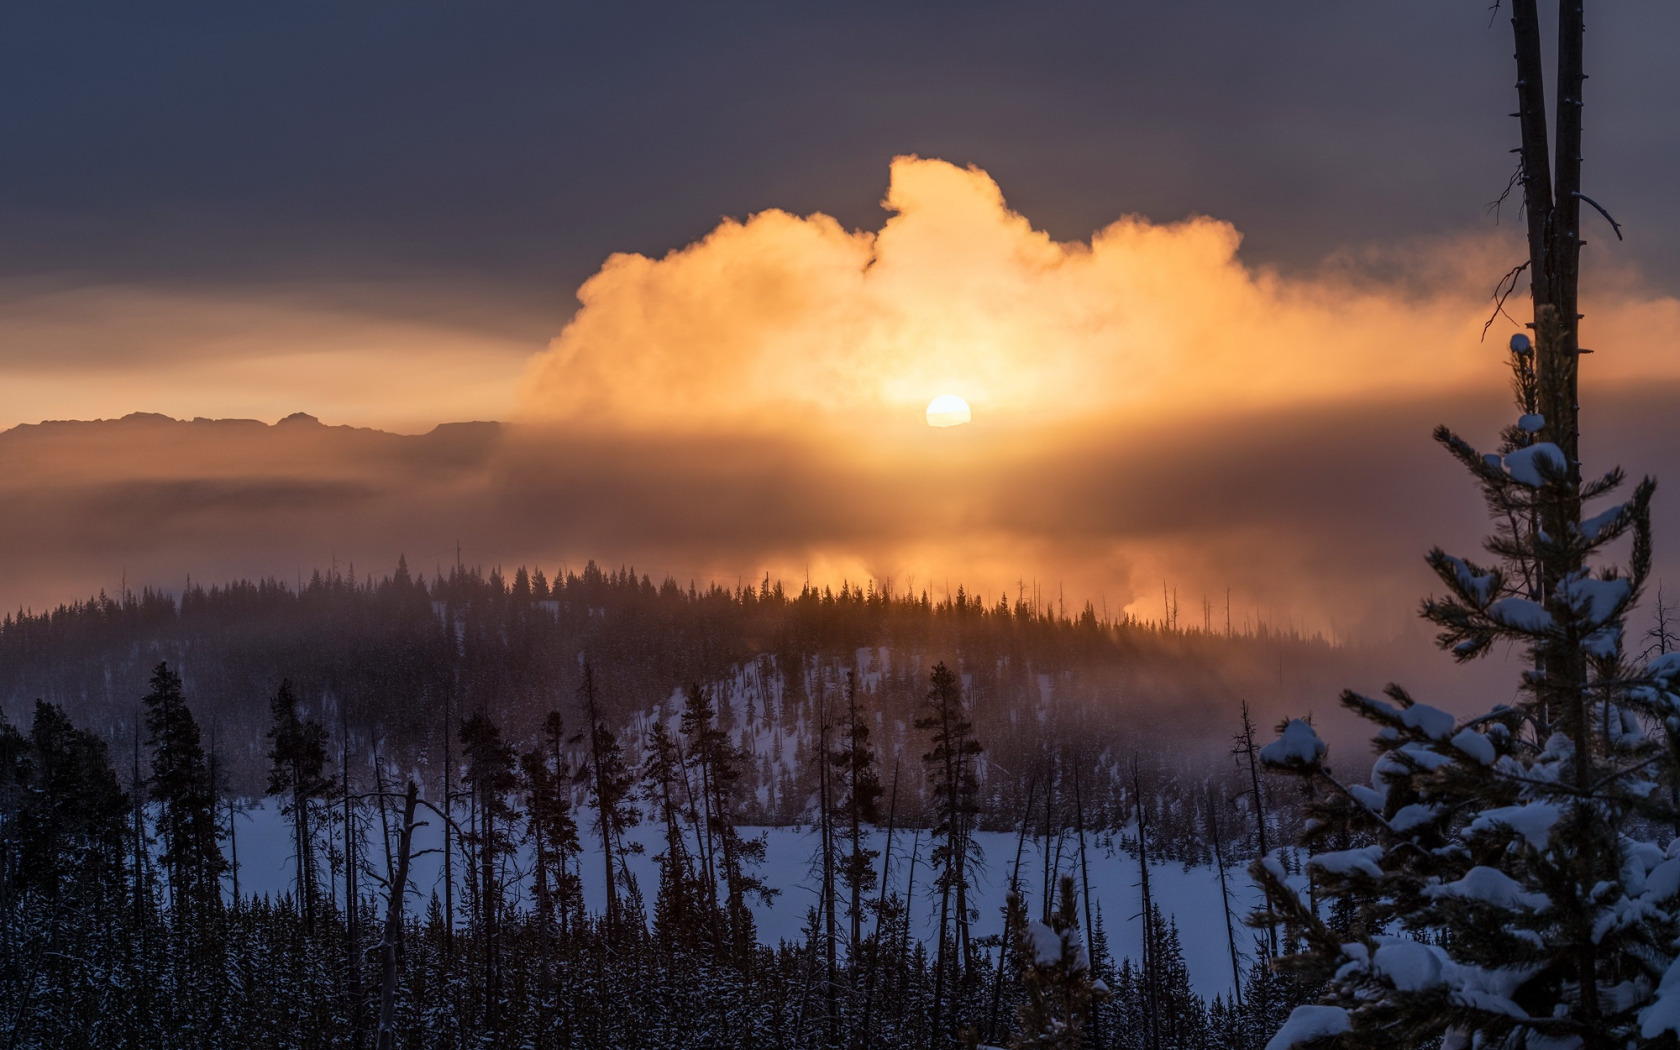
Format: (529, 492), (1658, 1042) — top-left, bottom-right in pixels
(925, 394), (972, 428)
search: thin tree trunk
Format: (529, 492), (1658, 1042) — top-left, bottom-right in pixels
(900, 831), (921, 1014)
(1042, 761), (1054, 921)
(1074, 764), (1100, 1050)
(1235, 702), (1276, 957)
(932, 879), (952, 1049)
(583, 664), (619, 940)
(988, 773), (1038, 1044)
(819, 688), (838, 1046)
(861, 762), (900, 1048)
(376, 782), (420, 1050)
(443, 686), (454, 952)
(227, 795), (239, 907)
(1207, 787), (1244, 1013)
(1134, 762), (1160, 1050)
(846, 670), (866, 960)
(344, 714), (364, 1050)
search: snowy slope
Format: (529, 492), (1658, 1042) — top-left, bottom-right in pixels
(228, 800), (1266, 1000)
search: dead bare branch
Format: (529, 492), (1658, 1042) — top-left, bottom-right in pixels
(1483, 260), (1531, 341)
(1572, 192), (1624, 241)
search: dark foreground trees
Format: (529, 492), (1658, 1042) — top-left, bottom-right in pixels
(2, 653), (1310, 1049)
(1252, 7), (1680, 1049)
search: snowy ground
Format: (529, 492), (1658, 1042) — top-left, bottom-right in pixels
(227, 799), (1267, 1001)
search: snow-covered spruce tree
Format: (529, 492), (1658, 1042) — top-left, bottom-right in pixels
(1006, 876), (1107, 1050)
(1251, 317), (1680, 1050)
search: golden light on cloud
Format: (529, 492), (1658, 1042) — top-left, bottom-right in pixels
(501, 154), (1680, 629)
(925, 394), (972, 428)
(517, 155), (1680, 441)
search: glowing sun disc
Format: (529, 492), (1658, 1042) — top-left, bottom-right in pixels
(925, 394), (972, 428)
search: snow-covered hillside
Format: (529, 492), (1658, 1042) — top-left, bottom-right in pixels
(228, 798), (1267, 1000)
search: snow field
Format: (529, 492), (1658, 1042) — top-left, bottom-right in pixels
(226, 798), (1267, 1001)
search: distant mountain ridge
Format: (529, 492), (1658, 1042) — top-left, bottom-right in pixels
(0, 410), (509, 613)
(1, 410), (501, 449)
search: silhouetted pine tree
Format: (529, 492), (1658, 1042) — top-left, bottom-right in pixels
(578, 662), (641, 944)
(459, 709), (517, 1031)
(521, 710), (581, 941)
(917, 661), (984, 1047)
(681, 682), (773, 971)
(644, 719), (706, 954)
(834, 669), (884, 960)
(1007, 876), (1106, 1050)
(266, 678), (330, 933)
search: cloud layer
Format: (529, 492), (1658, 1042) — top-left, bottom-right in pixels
(504, 158), (1680, 630)
(6, 159), (1680, 644)
(519, 157), (1680, 438)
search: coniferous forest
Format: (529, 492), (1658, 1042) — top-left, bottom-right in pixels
(1, 567), (1324, 1049)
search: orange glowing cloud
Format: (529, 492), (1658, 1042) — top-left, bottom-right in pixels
(518, 156), (1680, 436)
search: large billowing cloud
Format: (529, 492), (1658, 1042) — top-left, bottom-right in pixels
(518, 156), (1680, 434)
(505, 157), (1680, 631)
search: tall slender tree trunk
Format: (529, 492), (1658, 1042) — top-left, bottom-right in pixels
(846, 671), (867, 959)
(343, 715), (365, 1050)
(932, 878), (952, 1049)
(1074, 764), (1100, 1050)
(861, 762), (900, 1048)
(1512, 5), (1598, 1037)
(227, 795), (239, 907)
(582, 664), (619, 940)
(1235, 702), (1276, 956)
(1134, 762), (1161, 1050)
(376, 782), (420, 1050)
(900, 832), (920, 1013)
(442, 687), (455, 952)
(818, 691), (838, 1045)
(1042, 762), (1055, 921)
(1207, 787), (1244, 1013)
(988, 773), (1038, 1044)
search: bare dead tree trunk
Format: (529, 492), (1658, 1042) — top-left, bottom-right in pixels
(817, 680), (838, 1046)
(1207, 786), (1244, 1013)
(1233, 701), (1276, 957)
(861, 762), (900, 1048)
(988, 773), (1038, 1044)
(442, 686), (454, 954)
(376, 782), (420, 1050)
(343, 711), (365, 1050)
(1512, 8), (1599, 1038)
(1074, 764), (1100, 1050)
(1133, 760), (1161, 1050)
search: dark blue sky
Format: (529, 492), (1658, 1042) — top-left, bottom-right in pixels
(6, 1), (1677, 341)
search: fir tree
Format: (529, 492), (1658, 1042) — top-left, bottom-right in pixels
(1250, 264), (1678, 1050)
(917, 661), (984, 1046)
(681, 682), (773, 969)
(265, 679), (330, 933)
(577, 663), (641, 942)
(7, 701), (130, 901)
(644, 719), (705, 954)
(459, 708), (517, 1028)
(143, 662), (226, 918)
(1007, 876), (1106, 1050)
(834, 670), (884, 959)
(521, 710), (581, 941)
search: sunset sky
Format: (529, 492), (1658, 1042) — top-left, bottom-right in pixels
(4, 2), (1680, 630)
